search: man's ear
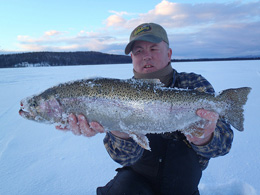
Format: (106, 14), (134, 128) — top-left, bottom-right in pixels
(168, 48), (172, 62)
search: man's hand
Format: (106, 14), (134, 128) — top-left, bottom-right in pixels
(185, 109), (219, 146)
(55, 114), (105, 137)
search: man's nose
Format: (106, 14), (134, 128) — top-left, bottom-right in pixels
(143, 50), (152, 60)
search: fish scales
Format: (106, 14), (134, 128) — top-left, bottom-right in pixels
(19, 77), (251, 150)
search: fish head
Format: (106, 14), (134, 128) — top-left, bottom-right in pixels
(19, 95), (64, 124)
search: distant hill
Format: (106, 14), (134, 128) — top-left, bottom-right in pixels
(0, 51), (132, 68)
(171, 57), (260, 62)
(0, 51), (259, 68)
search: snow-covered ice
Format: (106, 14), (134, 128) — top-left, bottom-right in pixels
(0, 60), (259, 194)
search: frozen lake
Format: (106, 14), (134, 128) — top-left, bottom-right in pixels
(0, 60), (259, 194)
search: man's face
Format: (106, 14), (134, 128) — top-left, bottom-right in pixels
(131, 41), (172, 74)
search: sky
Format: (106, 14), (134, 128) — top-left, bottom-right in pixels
(0, 0), (260, 58)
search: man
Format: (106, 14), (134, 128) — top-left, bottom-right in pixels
(57, 23), (233, 194)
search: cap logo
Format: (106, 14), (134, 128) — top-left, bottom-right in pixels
(133, 24), (152, 36)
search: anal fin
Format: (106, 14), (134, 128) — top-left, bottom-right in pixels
(129, 132), (150, 151)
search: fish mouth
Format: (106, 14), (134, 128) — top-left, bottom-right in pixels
(19, 102), (36, 120)
(19, 108), (35, 120)
(19, 101), (50, 123)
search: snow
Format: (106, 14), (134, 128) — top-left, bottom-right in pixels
(0, 60), (259, 195)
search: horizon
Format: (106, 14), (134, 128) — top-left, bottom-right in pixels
(0, 50), (259, 60)
(1, 0), (259, 59)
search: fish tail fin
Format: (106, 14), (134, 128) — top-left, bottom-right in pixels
(218, 87), (251, 131)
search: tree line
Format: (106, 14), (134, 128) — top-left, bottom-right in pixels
(0, 51), (132, 68)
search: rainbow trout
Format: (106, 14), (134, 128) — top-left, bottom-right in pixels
(19, 78), (251, 150)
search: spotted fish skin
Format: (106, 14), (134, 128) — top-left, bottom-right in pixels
(19, 77), (251, 150)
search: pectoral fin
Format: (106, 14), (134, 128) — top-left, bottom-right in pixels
(129, 133), (150, 151)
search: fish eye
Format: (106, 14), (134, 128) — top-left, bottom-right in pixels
(30, 101), (37, 107)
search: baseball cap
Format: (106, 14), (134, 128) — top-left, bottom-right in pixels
(125, 23), (169, 54)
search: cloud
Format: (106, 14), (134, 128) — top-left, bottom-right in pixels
(171, 20), (260, 58)
(106, 14), (126, 27)
(44, 30), (62, 36)
(105, 10), (137, 28)
(154, 0), (177, 15)
(18, 30), (67, 45)
(104, 0), (260, 57)
(17, 29), (122, 53)
(15, 1), (260, 58)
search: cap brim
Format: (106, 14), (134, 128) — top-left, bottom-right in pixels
(124, 34), (163, 55)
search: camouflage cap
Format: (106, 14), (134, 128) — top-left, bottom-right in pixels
(125, 23), (169, 54)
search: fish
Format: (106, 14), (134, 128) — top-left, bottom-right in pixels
(19, 77), (251, 150)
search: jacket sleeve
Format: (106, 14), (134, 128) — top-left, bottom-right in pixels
(103, 132), (144, 166)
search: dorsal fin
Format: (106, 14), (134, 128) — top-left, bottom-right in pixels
(128, 78), (165, 88)
(141, 79), (164, 87)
